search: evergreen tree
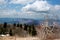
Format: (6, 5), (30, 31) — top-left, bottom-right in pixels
(24, 24), (28, 31)
(17, 23), (20, 27)
(3, 22), (7, 28)
(31, 25), (37, 36)
(3, 22), (7, 34)
(13, 23), (16, 27)
(0, 28), (2, 34)
(20, 24), (22, 28)
(9, 29), (13, 36)
(28, 26), (31, 34)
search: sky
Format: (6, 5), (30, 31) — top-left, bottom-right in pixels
(0, 0), (60, 20)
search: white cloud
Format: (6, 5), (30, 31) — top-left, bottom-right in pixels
(10, 0), (35, 5)
(22, 1), (51, 12)
(21, 0), (51, 19)
(55, 5), (60, 10)
(0, 0), (7, 5)
(0, 0), (5, 3)
(0, 0), (60, 19)
(0, 9), (18, 18)
(21, 0), (60, 19)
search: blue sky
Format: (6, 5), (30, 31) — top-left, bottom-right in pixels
(47, 0), (60, 5)
(0, 0), (60, 20)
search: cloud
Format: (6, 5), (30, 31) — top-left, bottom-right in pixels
(0, 9), (18, 18)
(21, 1), (51, 19)
(55, 5), (60, 10)
(0, 0), (7, 5)
(22, 1), (51, 12)
(0, 0), (5, 3)
(0, 0), (8, 9)
(21, 0), (60, 19)
(45, 5), (60, 19)
(0, 0), (60, 20)
(10, 0), (35, 5)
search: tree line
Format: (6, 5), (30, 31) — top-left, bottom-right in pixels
(0, 22), (37, 36)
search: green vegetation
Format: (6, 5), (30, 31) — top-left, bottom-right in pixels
(0, 22), (37, 36)
(24, 24), (37, 36)
(13, 23), (16, 26)
(3, 22), (7, 28)
(17, 23), (20, 27)
(9, 29), (13, 36)
(24, 24), (28, 31)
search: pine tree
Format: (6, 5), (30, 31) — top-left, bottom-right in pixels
(3, 22), (7, 28)
(31, 25), (37, 36)
(20, 24), (22, 28)
(9, 29), (13, 36)
(28, 26), (31, 34)
(24, 24), (28, 31)
(17, 23), (20, 27)
(13, 23), (16, 27)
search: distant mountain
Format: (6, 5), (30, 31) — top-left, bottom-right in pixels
(0, 18), (39, 25)
(0, 18), (60, 25)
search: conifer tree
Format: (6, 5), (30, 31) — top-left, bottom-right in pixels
(3, 22), (7, 28)
(20, 24), (22, 28)
(31, 25), (37, 36)
(9, 29), (13, 36)
(17, 23), (20, 27)
(13, 23), (16, 27)
(24, 24), (28, 31)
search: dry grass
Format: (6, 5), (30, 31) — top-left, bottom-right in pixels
(0, 36), (60, 40)
(0, 36), (40, 40)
